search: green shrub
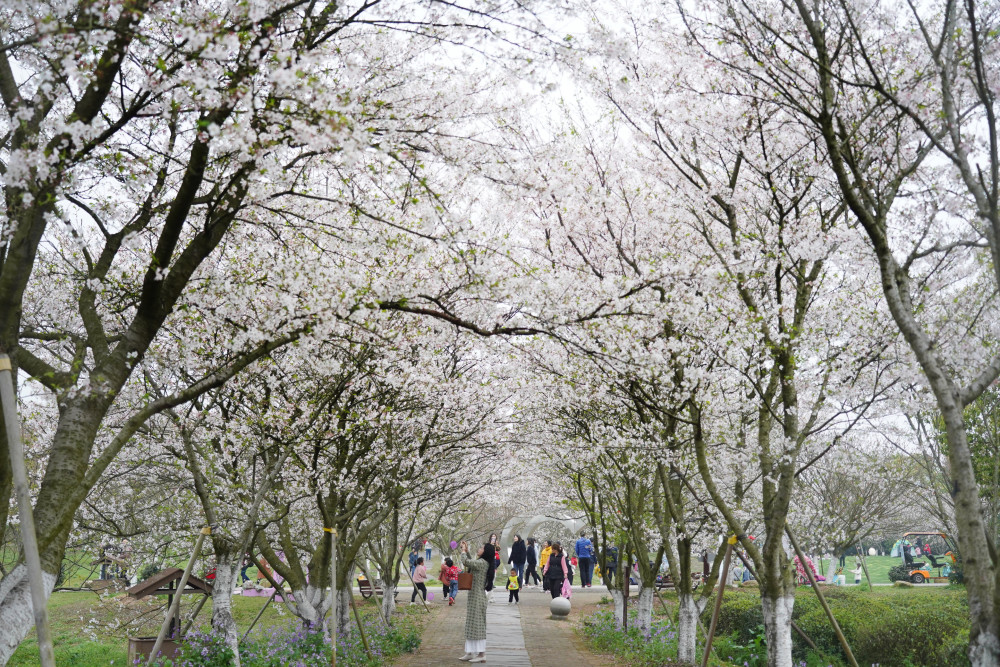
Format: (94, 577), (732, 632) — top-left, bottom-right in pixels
(852, 590), (969, 667)
(711, 587), (970, 667)
(714, 591), (764, 644)
(888, 564), (912, 582)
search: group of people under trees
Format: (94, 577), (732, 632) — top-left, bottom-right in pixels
(403, 531), (606, 663)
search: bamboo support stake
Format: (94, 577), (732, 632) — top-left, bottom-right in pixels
(147, 526), (210, 665)
(785, 527), (859, 667)
(241, 588), (278, 642)
(856, 543), (873, 590)
(327, 527), (337, 667)
(180, 594), (209, 636)
(731, 547), (818, 651)
(401, 557), (431, 613)
(653, 585), (671, 615)
(349, 588), (372, 658)
(0, 354), (56, 667)
(699, 538), (733, 667)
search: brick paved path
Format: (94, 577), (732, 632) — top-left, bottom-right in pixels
(393, 585), (615, 666)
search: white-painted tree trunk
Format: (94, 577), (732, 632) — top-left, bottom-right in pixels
(635, 586), (654, 639)
(336, 588), (352, 636)
(969, 630), (1000, 667)
(609, 589), (625, 630)
(210, 564), (241, 666)
(677, 593), (702, 664)
(381, 583), (397, 624)
(287, 583), (333, 628)
(0, 565), (56, 666)
(761, 595), (795, 667)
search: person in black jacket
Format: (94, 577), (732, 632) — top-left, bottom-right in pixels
(508, 534), (527, 586)
(543, 542), (568, 599)
(523, 537), (540, 587)
(485, 533), (499, 598)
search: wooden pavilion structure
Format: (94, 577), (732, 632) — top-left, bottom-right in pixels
(125, 568), (213, 663)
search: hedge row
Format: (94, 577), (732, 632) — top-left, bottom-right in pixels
(712, 587), (970, 667)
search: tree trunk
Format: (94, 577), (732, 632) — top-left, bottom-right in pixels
(609, 588), (625, 630)
(336, 588), (352, 637)
(210, 560), (241, 666)
(286, 584), (327, 626)
(939, 404), (1000, 666)
(677, 592), (701, 664)
(0, 565), (57, 665)
(761, 594), (794, 667)
(825, 551), (839, 583)
(635, 586), (654, 639)
(381, 581), (397, 624)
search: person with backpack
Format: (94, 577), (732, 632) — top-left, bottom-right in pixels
(575, 533), (595, 587)
(523, 537), (541, 587)
(444, 558), (460, 605)
(542, 542), (569, 599)
(439, 558), (452, 602)
(408, 548), (419, 577)
(505, 569), (521, 604)
(604, 545), (619, 586)
(539, 540), (553, 591)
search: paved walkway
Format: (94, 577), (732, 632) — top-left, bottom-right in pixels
(393, 585), (613, 666)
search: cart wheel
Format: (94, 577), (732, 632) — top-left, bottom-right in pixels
(910, 572), (925, 584)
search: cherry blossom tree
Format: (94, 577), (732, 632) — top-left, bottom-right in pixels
(685, 0), (1000, 660)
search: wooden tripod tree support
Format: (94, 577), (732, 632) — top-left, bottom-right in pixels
(731, 547), (818, 651)
(699, 538), (733, 667)
(349, 589), (372, 658)
(0, 354), (56, 667)
(785, 526), (859, 667)
(147, 526), (210, 666)
(241, 588), (278, 643)
(856, 542), (873, 591)
(327, 527), (337, 667)
(400, 545), (431, 613)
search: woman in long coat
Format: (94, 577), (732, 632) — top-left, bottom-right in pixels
(459, 541), (492, 663)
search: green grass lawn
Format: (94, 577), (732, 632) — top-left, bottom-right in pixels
(8, 589), (371, 666)
(811, 554), (946, 585)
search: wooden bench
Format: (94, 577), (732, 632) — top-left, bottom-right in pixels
(357, 577), (399, 600)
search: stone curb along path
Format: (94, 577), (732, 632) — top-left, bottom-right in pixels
(393, 586), (614, 666)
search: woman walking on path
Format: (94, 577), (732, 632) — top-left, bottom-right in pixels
(459, 541), (492, 663)
(539, 540), (553, 591)
(410, 557), (428, 604)
(508, 534), (527, 583)
(524, 537), (540, 587)
(485, 532), (499, 600)
(439, 558), (452, 602)
(542, 542), (568, 600)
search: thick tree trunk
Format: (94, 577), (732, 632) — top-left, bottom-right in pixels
(635, 586), (654, 639)
(677, 593), (702, 664)
(0, 565), (57, 665)
(210, 562), (241, 666)
(286, 584), (329, 626)
(336, 588), (352, 637)
(381, 582), (397, 624)
(939, 404), (1000, 666)
(825, 554), (837, 583)
(605, 586), (625, 629)
(761, 594), (794, 667)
